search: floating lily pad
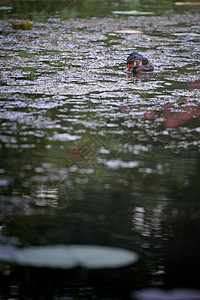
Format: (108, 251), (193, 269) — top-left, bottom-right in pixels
(11, 21), (33, 30)
(112, 30), (143, 34)
(14, 245), (139, 269)
(174, 1), (200, 5)
(133, 288), (200, 300)
(49, 133), (82, 141)
(112, 10), (154, 15)
(0, 6), (12, 10)
(173, 32), (200, 36)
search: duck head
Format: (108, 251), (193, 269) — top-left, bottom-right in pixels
(125, 51), (154, 73)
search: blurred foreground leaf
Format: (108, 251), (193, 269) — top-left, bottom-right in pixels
(14, 245), (139, 269)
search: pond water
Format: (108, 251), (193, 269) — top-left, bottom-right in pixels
(0, 0), (200, 299)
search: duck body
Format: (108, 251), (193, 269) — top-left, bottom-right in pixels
(125, 51), (154, 73)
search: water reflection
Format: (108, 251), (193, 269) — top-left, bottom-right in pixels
(0, 0), (9, 4)
(126, 72), (154, 82)
(163, 102), (200, 128)
(119, 99), (200, 128)
(33, 185), (58, 207)
(32, 182), (77, 208)
(0, 1), (200, 298)
(132, 203), (164, 239)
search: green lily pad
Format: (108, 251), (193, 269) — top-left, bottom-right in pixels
(14, 245), (139, 269)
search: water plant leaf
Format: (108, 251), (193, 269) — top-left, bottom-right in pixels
(14, 245), (139, 269)
(133, 288), (200, 300)
(49, 133), (82, 142)
(174, 1), (200, 4)
(173, 32), (200, 36)
(112, 30), (143, 34)
(112, 10), (154, 15)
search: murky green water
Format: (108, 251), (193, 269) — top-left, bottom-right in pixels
(0, 0), (200, 299)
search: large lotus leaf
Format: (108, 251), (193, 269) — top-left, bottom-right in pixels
(14, 245), (138, 269)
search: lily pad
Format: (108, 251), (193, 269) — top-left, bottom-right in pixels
(14, 245), (139, 269)
(173, 32), (200, 36)
(112, 10), (154, 15)
(112, 30), (143, 34)
(49, 133), (82, 141)
(0, 6), (12, 10)
(174, 1), (200, 5)
(133, 288), (200, 300)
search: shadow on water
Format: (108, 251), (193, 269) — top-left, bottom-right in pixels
(0, 0), (200, 299)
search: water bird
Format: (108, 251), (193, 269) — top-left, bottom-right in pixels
(125, 51), (154, 73)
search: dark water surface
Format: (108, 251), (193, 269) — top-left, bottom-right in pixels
(0, 0), (200, 299)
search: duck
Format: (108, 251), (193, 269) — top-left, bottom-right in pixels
(125, 51), (154, 73)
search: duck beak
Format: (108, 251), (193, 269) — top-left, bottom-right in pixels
(125, 64), (130, 72)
